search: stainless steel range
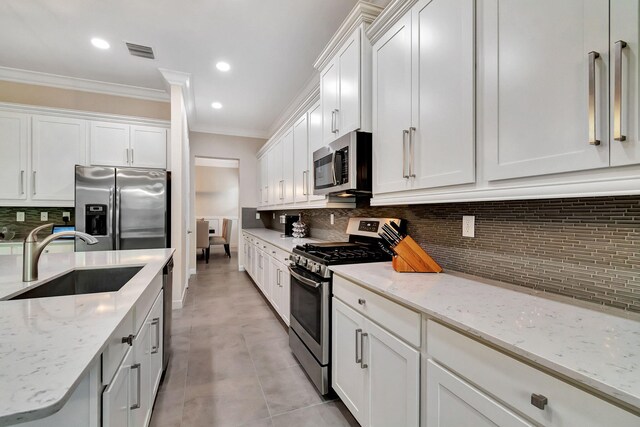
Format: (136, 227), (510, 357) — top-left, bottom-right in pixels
(288, 217), (403, 395)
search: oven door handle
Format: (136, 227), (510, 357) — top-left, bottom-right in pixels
(289, 267), (323, 289)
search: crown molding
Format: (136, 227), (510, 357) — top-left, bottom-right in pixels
(189, 123), (269, 140)
(313, 1), (384, 71)
(258, 84), (320, 157)
(366, 0), (417, 45)
(158, 68), (196, 129)
(267, 71), (320, 136)
(0, 66), (169, 102)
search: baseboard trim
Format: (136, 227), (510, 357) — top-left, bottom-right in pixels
(172, 285), (188, 310)
(238, 264), (245, 272)
(189, 268), (197, 276)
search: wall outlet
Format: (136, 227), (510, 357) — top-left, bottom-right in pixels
(16, 212), (25, 222)
(280, 215), (286, 224)
(462, 215), (475, 238)
(63, 212), (71, 221)
(40, 212), (48, 221)
(255, 213), (260, 220)
(330, 213), (335, 225)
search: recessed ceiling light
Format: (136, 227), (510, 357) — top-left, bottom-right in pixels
(211, 102), (223, 109)
(216, 61), (231, 72)
(91, 37), (110, 50)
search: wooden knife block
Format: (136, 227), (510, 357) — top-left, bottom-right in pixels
(391, 236), (442, 273)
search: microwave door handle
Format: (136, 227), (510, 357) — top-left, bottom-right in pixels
(331, 151), (338, 185)
(288, 266), (322, 288)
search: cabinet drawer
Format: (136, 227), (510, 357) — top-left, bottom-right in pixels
(333, 275), (420, 348)
(133, 273), (163, 334)
(427, 320), (638, 427)
(102, 310), (134, 386)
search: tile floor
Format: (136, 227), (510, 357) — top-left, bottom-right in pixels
(150, 251), (359, 427)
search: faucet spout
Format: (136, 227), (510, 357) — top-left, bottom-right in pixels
(22, 223), (98, 282)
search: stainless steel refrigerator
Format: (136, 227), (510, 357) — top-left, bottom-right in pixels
(75, 165), (168, 252)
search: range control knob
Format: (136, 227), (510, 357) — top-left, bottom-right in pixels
(314, 264), (322, 274)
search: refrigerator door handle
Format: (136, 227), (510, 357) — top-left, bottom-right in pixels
(108, 187), (115, 237)
(115, 186), (121, 250)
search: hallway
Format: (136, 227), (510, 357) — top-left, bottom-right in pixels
(150, 252), (358, 427)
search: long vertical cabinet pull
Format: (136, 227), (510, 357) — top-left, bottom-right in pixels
(409, 127), (416, 178)
(19, 170), (24, 195)
(331, 110), (336, 133)
(302, 171), (307, 195)
(360, 332), (368, 369)
(588, 51), (601, 145)
(151, 318), (160, 354)
(125, 148), (130, 164)
(130, 149), (134, 165)
(402, 130), (409, 179)
(334, 109), (340, 134)
(614, 40), (628, 141)
(32, 171), (36, 195)
(130, 363), (141, 409)
(355, 328), (363, 364)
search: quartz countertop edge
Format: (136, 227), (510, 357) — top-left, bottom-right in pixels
(242, 228), (321, 252)
(0, 248), (175, 426)
(329, 262), (640, 411)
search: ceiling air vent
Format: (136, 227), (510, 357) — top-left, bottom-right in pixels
(125, 42), (155, 59)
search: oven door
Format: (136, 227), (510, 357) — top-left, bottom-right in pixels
(288, 265), (330, 364)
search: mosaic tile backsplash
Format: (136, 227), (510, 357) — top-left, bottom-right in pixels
(262, 196), (640, 313)
(0, 207), (74, 241)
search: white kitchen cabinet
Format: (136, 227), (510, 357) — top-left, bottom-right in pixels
(103, 347), (133, 427)
(130, 125), (167, 169)
(131, 316), (151, 427)
(91, 121), (167, 169)
(31, 115), (87, 201)
(426, 360), (533, 427)
(307, 101), (325, 202)
(610, 0), (640, 166)
(0, 111), (28, 200)
(149, 292), (164, 398)
(90, 121), (130, 167)
(268, 141), (283, 205)
(293, 114), (308, 203)
(332, 294), (420, 427)
(268, 256), (290, 325)
(282, 128), (295, 204)
(321, 61), (340, 144)
(259, 155), (269, 206)
(480, 0), (610, 180)
(373, 0), (474, 195)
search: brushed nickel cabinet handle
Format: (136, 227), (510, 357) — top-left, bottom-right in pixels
(32, 171), (36, 195)
(409, 127), (416, 177)
(360, 332), (368, 369)
(334, 109), (339, 133)
(130, 363), (141, 410)
(531, 393), (548, 410)
(402, 130), (409, 179)
(614, 40), (628, 141)
(151, 317), (160, 354)
(130, 148), (134, 164)
(331, 110), (336, 133)
(355, 328), (362, 364)
(19, 170), (24, 195)
(588, 51), (601, 146)
(358, 298), (366, 305)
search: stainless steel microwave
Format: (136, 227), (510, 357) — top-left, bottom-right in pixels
(312, 132), (372, 196)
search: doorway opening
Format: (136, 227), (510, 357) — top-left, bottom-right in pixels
(194, 157), (240, 264)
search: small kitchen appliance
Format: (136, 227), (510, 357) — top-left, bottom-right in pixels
(288, 217), (403, 395)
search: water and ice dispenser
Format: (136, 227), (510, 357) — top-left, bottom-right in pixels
(85, 204), (107, 236)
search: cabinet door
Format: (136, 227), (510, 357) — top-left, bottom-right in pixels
(293, 115), (309, 203)
(130, 125), (167, 169)
(481, 0), (609, 180)
(332, 299), (368, 426)
(426, 360), (533, 427)
(282, 128), (295, 204)
(90, 121), (130, 167)
(31, 115), (87, 201)
(269, 256), (280, 307)
(268, 142), (283, 205)
(277, 261), (290, 325)
(411, 0), (475, 189)
(103, 348), (132, 427)
(149, 291), (164, 398)
(365, 319), (419, 427)
(131, 319), (151, 427)
(260, 155), (269, 204)
(307, 102), (325, 202)
(0, 112), (28, 200)
(610, 0), (640, 166)
(372, 12), (413, 194)
(338, 28), (362, 136)
(321, 60), (340, 144)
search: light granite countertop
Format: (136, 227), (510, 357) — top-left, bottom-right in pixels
(330, 262), (640, 411)
(242, 228), (323, 252)
(0, 249), (174, 425)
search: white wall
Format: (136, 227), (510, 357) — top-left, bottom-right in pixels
(189, 131), (265, 269)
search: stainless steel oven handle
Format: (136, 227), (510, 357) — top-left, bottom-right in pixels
(288, 267), (322, 288)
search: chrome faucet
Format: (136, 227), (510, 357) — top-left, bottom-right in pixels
(23, 223), (98, 282)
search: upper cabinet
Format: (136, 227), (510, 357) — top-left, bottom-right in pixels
(293, 114), (309, 203)
(307, 101), (326, 202)
(373, 0), (475, 195)
(315, 2), (383, 145)
(0, 112), (28, 201)
(91, 121), (167, 169)
(480, 0), (610, 180)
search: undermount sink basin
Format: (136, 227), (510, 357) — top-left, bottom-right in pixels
(10, 266), (143, 300)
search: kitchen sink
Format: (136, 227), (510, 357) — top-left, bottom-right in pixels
(9, 266), (143, 300)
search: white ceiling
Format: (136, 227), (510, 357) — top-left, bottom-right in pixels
(0, 0), (361, 138)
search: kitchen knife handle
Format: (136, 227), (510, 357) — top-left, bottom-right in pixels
(588, 51), (600, 146)
(409, 127), (416, 177)
(614, 40), (627, 141)
(402, 130), (409, 179)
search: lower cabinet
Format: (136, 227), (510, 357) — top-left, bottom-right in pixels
(103, 290), (164, 427)
(269, 256), (290, 325)
(332, 298), (420, 427)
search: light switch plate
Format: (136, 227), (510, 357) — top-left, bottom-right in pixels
(16, 212), (25, 222)
(255, 213), (260, 220)
(41, 212), (48, 221)
(462, 215), (475, 237)
(279, 215), (286, 224)
(330, 213), (335, 225)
